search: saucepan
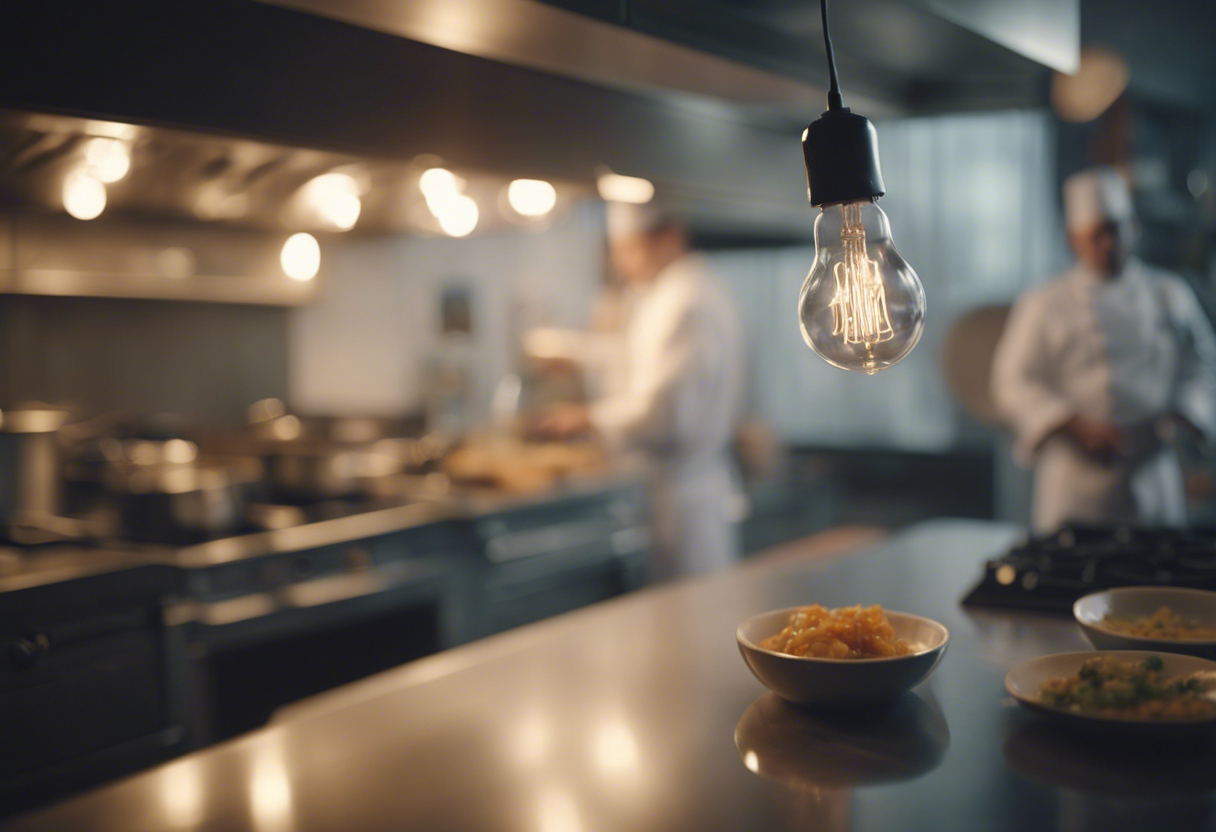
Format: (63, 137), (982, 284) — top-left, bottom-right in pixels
(0, 404), (75, 537)
(246, 399), (444, 500)
(109, 459), (262, 543)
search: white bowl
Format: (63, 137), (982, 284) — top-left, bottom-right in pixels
(1074, 587), (1216, 659)
(736, 607), (949, 706)
(1005, 650), (1216, 740)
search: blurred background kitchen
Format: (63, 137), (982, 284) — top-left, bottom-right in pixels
(1, 0), (1214, 815)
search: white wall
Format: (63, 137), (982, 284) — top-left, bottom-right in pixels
(288, 201), (606, 418)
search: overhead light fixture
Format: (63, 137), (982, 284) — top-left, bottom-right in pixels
(281, 232), (321, 281)
(301, 172), (361, 231)
(419, 167), (480, 236)
(796, 0), (925, 375)
(1051, 47), (1129, 123)
(507, 179), (557, 217)
(436, 195), (479, 237)
(83, 136), (131, 183)
(62, 169), (107, 220)
(419, 167), (460, 208)
(596, 171), (654, 204)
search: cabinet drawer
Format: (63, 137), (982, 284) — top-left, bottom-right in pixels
(487, 563), (628, 631)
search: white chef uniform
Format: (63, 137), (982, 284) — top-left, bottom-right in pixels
(992, 170), (1216, 532)
(590, 249), (746, 580)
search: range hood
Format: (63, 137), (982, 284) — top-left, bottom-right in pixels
(0, 0), (1076, 242)
(259, 0), (1078, 113)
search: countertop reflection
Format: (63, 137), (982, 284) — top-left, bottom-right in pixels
(736, 691), (949, 789)
(1005, 716), (1216, 797)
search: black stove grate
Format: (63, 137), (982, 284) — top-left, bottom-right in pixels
(962, 525), (1216, 614)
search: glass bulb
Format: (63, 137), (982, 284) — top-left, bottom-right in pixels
(798, 200), (925, 375)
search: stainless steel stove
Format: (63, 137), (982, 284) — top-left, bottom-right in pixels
(962, 525), (1216, 614)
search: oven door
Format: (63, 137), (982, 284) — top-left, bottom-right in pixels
(174, 557), (450, 744)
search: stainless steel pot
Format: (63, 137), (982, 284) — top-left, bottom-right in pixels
(262, 440), (405, 500)
(245, 401), (439, 500)
(0, 406), (73, 529)
(112, 462), (260, 544)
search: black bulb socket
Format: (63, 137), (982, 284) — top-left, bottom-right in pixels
(802, 108), (885, 207)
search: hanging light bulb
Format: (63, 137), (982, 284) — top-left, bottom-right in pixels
(797, 0), (925, 375)
(798, 199), (924, 375)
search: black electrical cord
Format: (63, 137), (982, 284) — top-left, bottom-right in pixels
(820, 0), (843, 110)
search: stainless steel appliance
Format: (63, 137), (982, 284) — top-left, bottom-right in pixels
(0, 406), (75, 540)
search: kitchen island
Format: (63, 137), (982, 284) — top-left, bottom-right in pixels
(6, 519), (1214, 831)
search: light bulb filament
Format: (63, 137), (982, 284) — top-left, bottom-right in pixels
(828, 205), (893, 346)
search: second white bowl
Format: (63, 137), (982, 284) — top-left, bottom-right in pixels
(1074, 587), (1216, 659)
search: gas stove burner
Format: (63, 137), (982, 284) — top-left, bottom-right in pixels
(963, 524), (1216, 614)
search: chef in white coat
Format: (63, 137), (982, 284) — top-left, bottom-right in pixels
(538, 202), (747, 580)
(992, 167), (1216, 532)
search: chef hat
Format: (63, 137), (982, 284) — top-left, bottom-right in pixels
(1063, 166), (1134, 232)
(605, 201), (676, 238)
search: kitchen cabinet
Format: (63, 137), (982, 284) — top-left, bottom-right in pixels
(179, 522), (464, 743)
(176, 483), (648, 742)
(470, 483), (649, 634)
(0, 564), (188, 818)
(739, 474), (836, 555)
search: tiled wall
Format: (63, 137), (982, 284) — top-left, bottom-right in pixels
(0, 294), (289, 426)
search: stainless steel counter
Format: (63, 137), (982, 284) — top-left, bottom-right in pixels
(8, 519), (1213, 831)
(0, 467), (648, 589)
(0, 546), (169, 594)
(175, 467), (650, 568)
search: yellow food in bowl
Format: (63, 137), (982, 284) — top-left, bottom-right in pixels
(1102, 606), (1216, 640)
(760, 604), (912, 659)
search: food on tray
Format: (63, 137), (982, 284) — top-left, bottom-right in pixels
(441, 439), (606, 493)
(760, 603), (912, 659)
(1038, 655), (1216, 720)
(1101, 606), (1216, 640)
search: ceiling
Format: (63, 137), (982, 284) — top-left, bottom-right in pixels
(262, 0), (1076, 119)
(0, 110), (591, 237)
(6, 0), (1208, 244)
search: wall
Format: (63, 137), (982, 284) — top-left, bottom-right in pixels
(289, 201), (607, 420)
(0, 294), (289, 426)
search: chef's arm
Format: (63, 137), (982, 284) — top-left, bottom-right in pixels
(1171, 285), (1216, 444)
(991, 297), (1074, 465)
(589, 308), (695, 449)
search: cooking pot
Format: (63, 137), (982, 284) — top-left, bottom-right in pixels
(111, 461), (260, 544)
(246, 400), (441, 500)
(0, 405), (73, 530)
